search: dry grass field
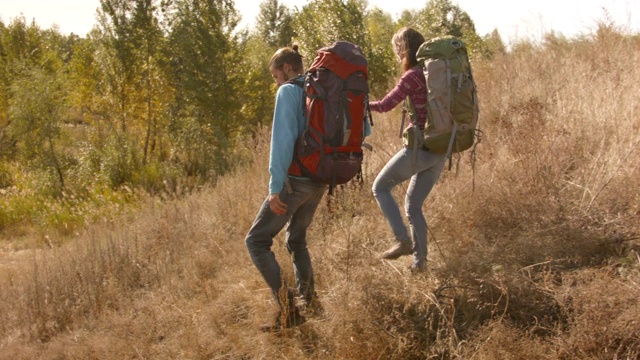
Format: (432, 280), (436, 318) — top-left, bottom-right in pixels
(1, 29), (639, 359)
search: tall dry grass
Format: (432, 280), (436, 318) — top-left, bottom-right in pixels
(1, 29), (639, 359)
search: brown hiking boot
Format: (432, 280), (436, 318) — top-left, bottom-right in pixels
(409, 263), (427, 274)
(298, 293), (325, 318)
(380, 241), (413, 260)
(259, 307), (306, 333)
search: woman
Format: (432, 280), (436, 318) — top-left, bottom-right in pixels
(369, 27), (446, 272)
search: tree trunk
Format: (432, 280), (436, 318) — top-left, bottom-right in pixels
(48, 134), (65, 191)
(143, 53), (152, 165)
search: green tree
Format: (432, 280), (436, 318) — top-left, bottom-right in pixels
(9, 68), (67, 192)
(0, 17), (66, 161)
(396, 9), (420, 29)
(235, 33), (277, 133)
(164, 0), (242, 178)
(0, 16), (45, 70)
(130, 0), (167, 165)
(481, 29), (507, 59)
(256, 0), (295, 48)
(415, 0), (483, 56)
(0, 20), (10, 156)
(96, 0), (170, 167)
(418, 0), (467, 38)
(67, 35), (101, 122)
(292, 0), (367, 57)
(97, 0), (139, 132)
(0, 16), (46, 131)
(364, 7), (396, 97)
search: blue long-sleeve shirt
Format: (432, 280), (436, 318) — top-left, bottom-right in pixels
(268, 76), (373, 195)
(269, 78), (306, 195)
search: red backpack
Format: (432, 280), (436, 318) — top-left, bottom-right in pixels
(287, 41), (372, 195)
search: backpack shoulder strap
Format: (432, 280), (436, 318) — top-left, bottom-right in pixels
(284, 77), (304, 88)
(284, 75), (306, 118)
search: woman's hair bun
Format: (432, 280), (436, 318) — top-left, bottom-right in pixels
(292, 44), (299, 53)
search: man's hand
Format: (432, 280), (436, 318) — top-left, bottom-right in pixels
(268, 193), (287, 215)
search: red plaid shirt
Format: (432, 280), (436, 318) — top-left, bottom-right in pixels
(369, 67), (427, 130)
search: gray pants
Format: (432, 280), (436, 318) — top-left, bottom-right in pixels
(372, 148), (446, 268)
(245, 178), (326, 307)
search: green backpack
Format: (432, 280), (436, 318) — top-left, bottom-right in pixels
(403, 36), (480, 158)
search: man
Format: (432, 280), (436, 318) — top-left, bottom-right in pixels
(245, 45), (326, 332)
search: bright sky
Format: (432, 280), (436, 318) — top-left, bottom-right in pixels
(1, 0), (639, 44)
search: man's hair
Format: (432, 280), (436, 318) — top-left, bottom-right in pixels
(392, 27), (425, 72)
(269, 45), (304, 72)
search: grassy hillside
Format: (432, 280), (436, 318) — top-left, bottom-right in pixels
(1, 29), (639, 359)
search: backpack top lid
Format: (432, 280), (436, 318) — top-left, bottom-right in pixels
(309, 41), (368, 80)
(416, 35), (468, 62)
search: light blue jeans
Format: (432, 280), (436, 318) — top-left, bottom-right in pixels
(245, 178), (326, 308)
(372, 148), (446, 268)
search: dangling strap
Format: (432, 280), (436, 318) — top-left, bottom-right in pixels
(445, 122), (458, 171)
(328, 150), (337, 196)
(470, 129), (484, 193)
(285, 178), (293, 194)
(400, 100), (407, 139)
